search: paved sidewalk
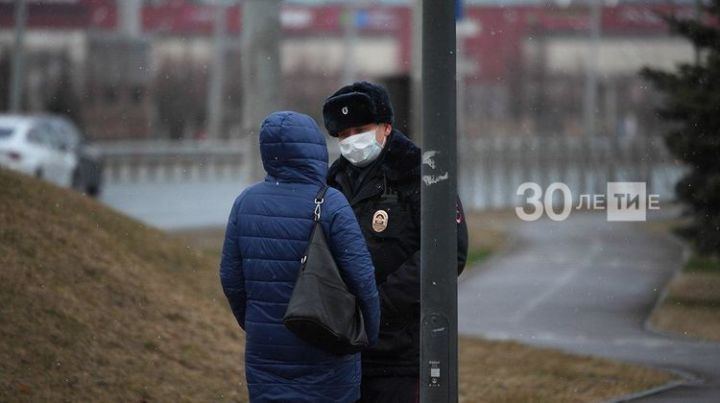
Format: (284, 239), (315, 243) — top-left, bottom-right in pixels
(459, 211), (720, 402)
(101, 180), (247, 230)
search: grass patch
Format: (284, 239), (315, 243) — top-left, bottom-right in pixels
(463, 209), (514, 269)
(642, 216), (720, 342)
(466, 248), (493, 267)
(458, 337), (673, 403)
(650, 268), (720, 342)
(685, 255), (720, 273)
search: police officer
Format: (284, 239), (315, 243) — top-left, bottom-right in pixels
(322, 81), (468, 403)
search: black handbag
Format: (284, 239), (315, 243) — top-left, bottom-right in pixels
(283, 186), (369, 355)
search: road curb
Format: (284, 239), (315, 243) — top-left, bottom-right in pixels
(607, 223), (709, 402)
(642, 230), (691, 339)
(641, 228), (720, 346)
(604, 366), (703, 403)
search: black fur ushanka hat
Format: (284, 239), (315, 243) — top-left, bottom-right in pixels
(322, 81), (394, 137)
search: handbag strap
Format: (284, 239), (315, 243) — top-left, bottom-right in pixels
(313, 186), (329, 223)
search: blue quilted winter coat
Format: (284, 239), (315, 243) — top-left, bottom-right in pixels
(220, 111), (380, 402)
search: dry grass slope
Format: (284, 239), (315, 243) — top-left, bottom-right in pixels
(0, 168), (248, 402)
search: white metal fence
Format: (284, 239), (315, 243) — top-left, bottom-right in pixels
(99, 140), (252, 184)
(458, 135), (684, 210)
(98, 135), (685, 211)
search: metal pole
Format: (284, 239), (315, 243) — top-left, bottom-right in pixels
(694, 0), (702, 65)
(411, 0), (423, 145)
(207, 3), (228, 139)
(456, 16), (466, 200)
(119, 0), (142, 38)
(456, 25), (465, 150)
(241, 0), (283, 180)
(583, 0), (601, 138)
(9, 0), (28, 112)
(341, 2), (358, 85)
(420, 1), (457, 402)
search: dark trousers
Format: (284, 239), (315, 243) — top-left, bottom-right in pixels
(358, 376), (419, 403)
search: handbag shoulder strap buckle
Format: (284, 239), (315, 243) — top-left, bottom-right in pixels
(314, 185), (327, 222)
(314, 198), (324, 221)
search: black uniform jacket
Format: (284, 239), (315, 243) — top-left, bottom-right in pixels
(328, 129), (469, 377)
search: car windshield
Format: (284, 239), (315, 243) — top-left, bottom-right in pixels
(0, 127), (15, 140)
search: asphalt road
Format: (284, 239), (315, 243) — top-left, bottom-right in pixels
(458, 211), (720, 402)
(101, 180), (248, 230)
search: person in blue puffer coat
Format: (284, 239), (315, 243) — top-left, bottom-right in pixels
(220, 111), (380, 402)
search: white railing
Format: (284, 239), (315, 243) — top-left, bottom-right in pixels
(458, 134), (684, 210)
(97, 135), (685, 211)
(98, 139), (251, 183)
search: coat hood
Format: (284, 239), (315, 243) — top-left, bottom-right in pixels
(260, 111), (328, 185)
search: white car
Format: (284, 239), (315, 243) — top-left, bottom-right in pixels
(0, 115), (77, 188)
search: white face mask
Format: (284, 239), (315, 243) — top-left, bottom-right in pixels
(339, 129), (385, 167)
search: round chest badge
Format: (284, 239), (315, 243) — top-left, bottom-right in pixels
(341, 106), (349, 115)
(372, 210), (389, 233)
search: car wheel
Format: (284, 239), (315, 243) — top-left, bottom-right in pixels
(87, 184), (101, 197)
(72, 169), (84, 191)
